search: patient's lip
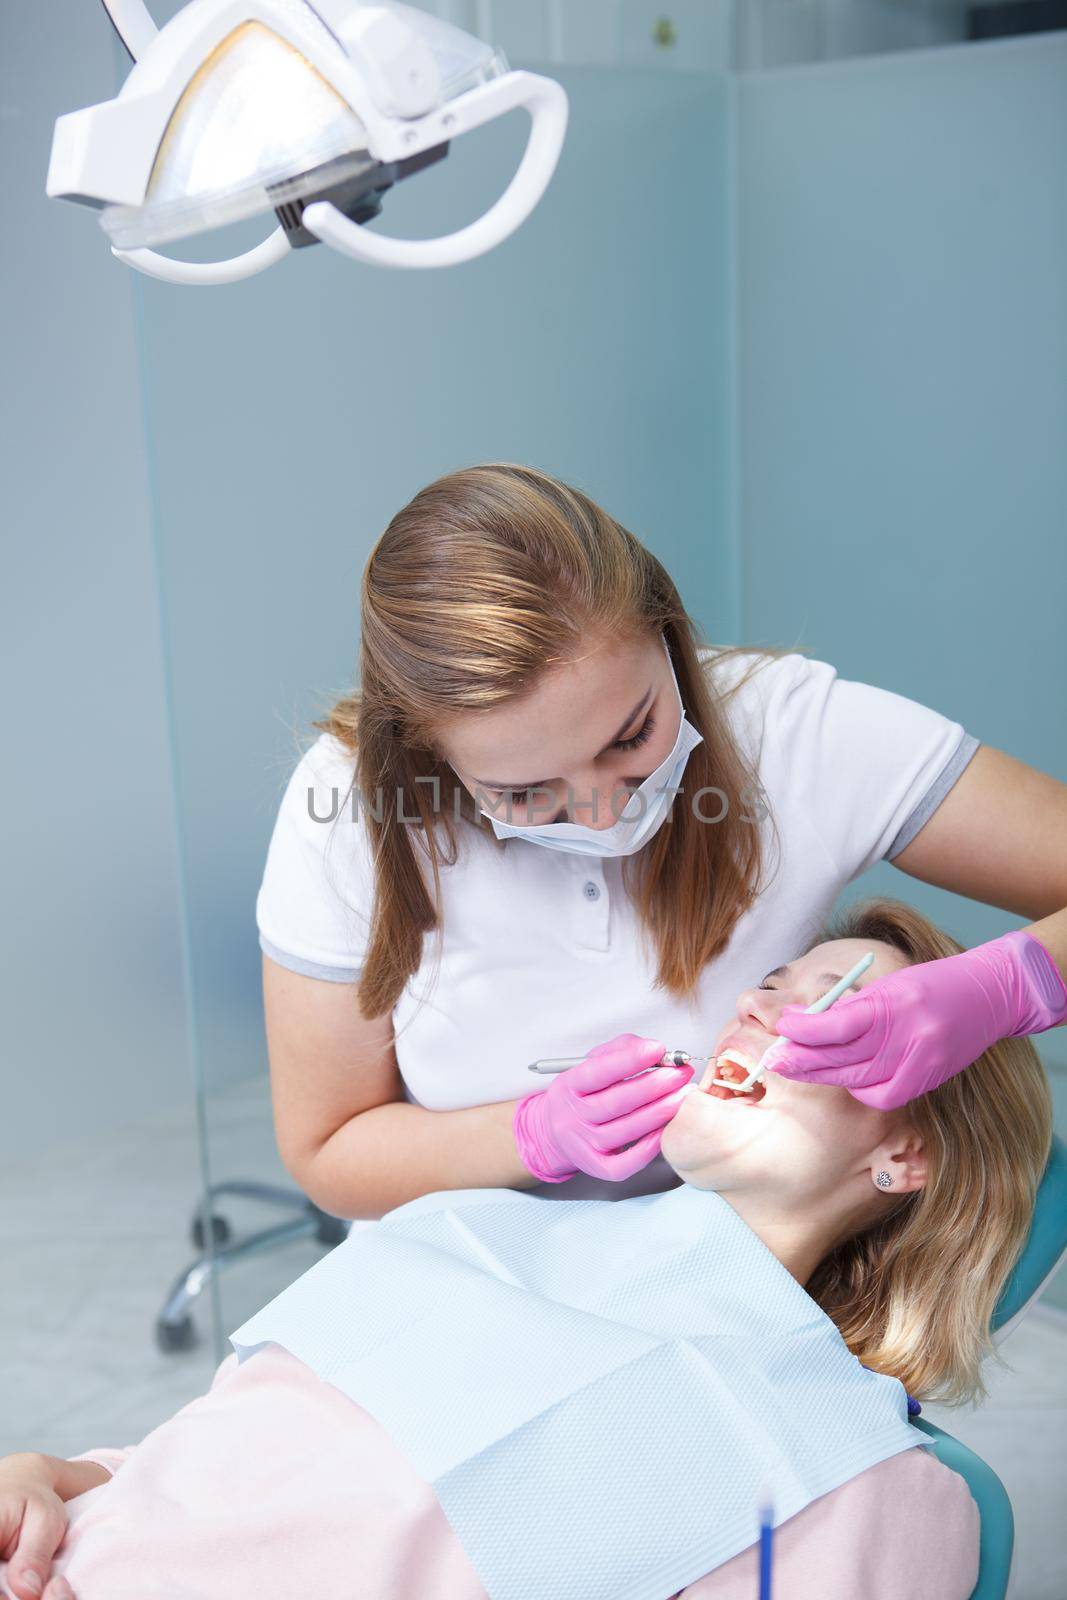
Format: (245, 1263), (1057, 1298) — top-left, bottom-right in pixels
(694, 1078), (767, 1106)
(715, 1033), (773, 1070)
(717, 1047), (756, 1076)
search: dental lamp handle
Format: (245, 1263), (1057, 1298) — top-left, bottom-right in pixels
(300, 71), (569, 270)
(111, 229), (291, 286)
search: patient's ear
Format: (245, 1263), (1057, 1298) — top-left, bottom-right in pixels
(868, 1124), (927, 1196)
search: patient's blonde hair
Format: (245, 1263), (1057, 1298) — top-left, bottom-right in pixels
(806, 898), (1053, 1406)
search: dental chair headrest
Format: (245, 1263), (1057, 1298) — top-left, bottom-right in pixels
(992, 1133), (1067, 1341)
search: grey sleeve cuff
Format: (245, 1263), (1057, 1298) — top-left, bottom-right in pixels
(885, 733), (982, 861)
(259, 935), (362, 984)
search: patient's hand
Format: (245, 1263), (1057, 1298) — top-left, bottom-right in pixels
(0, 1454), (76, 1600)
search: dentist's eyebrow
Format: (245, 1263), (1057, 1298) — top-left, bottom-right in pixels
(471, 685), (654, 790)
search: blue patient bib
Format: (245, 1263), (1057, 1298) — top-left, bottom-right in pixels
(229, 1184), (922, 1600)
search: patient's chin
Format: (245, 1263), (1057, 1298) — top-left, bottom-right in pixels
(660, 1109), (713, 1179)
(660, 1090), (762, 1186)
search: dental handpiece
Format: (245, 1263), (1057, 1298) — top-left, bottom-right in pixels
(528, 1051), (713, 1074)
(527, 952), (876, 1086)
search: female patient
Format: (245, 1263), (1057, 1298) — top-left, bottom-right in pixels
(0, 898), (1052, 1600)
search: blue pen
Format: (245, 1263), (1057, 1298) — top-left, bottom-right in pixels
(758, 1498), (774, 1600)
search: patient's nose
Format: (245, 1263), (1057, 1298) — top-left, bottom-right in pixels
(737, 985), (789, 1032)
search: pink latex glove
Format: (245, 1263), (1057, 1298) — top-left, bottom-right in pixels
(770, 929), (1067, 1110)
(513, 1033), (693, 1182)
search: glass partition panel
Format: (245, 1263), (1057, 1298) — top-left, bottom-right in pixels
(132, 58), (735, 1353)
(1, 1), (220, 1461)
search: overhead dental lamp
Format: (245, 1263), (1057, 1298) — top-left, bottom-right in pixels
(46, 0), (568, 285)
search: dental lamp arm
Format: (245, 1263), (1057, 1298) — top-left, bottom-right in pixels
(98, 0), (159, 59)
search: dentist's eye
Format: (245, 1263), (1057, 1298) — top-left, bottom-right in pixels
(495, 710), (658, 803)
(614, 713), (655, 752)
(497, 789), (549, 808)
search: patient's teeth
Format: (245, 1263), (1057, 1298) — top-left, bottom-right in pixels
(717, 1048), (756, 1075)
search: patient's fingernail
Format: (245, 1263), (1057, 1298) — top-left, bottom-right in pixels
(21, 1571), (43, 1596)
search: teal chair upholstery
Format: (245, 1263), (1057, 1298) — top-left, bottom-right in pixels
(992, 1134), (1067, 1335)
(911, 1418), (1015, 1600)
(909, 1135), (1067, 1600)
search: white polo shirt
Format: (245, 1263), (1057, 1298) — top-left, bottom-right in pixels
(256, 651), (979, 1202)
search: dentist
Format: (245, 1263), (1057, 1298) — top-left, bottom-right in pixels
(256, 463), (1067, 1217)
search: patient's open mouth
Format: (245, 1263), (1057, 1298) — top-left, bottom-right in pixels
(698, 1049), (768, 1105)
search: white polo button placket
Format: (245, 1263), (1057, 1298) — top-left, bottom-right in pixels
(568, 855), (610, 951)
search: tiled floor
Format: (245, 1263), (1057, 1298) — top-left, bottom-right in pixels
(2, 1077), (1065, 1597)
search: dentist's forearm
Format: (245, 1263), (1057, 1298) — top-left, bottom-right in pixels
(296, 1097), (540, 1219)
(1023, 906), (1067, 1026)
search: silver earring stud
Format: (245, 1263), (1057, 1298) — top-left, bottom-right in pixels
(876, 1171), (892, 1190)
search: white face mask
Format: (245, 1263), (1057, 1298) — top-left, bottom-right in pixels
(472, 638), (704, 858)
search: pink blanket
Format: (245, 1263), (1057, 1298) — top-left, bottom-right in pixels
(2, 1344), (979, 1600)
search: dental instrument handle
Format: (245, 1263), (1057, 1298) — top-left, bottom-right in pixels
(739, 951), (876, 1090)
(805, 951), (875, 1012)
(531, 957), (877, 1079)
(529, 1050), (709, 1074)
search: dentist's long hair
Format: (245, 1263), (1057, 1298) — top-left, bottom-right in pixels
(807, 898), (1053, 1406)
(318, 462), (774, 1024)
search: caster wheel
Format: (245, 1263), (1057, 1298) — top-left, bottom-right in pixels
(192, 1213), (231, 1251)
(156, 1316), (196, 1354)
(314, 1212), (348, 1247)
